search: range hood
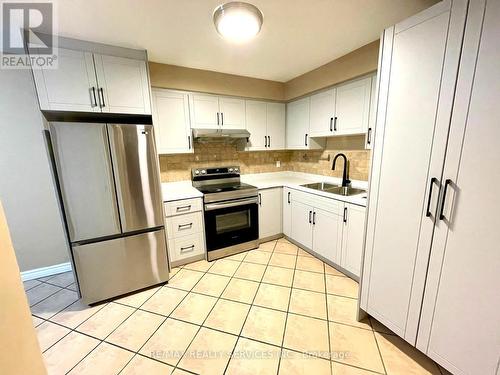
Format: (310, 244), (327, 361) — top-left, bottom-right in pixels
(192, 128), (250, 141)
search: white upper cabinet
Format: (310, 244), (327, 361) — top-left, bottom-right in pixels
(366, 74), (378, 149)
(32, 48), (99, 112)
(266, 102), (286, 150)
(335, 77), (371, 135)
(340, 203), (365, 277)
(246, 101), (285, 150)
(190, 94), (246, 129)
(258, 188), (282, 239)
(189, 94), (220, 128)
(309, 89), (336, 137)
(286, 97), (324, 150)
(32, 47), (151, 115)
(93, 54), (151, 115)
(152, 89), (192, 154)
(245, 101), (267, 150)
(218, 97), (246, 129)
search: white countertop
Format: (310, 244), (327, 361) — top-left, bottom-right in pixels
(162, 171), (368, 206)
(161, 181), (203, 202)
(241, 171), (368, 207)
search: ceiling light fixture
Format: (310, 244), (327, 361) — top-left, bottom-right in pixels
(213, 2), (263, 43)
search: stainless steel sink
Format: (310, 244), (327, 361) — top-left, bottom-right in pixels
(327, 186), (366, 196)
(301, 182), (339, 191)
(301, 182), (366, 196)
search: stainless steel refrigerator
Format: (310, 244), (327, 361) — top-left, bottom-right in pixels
(49, 122), (169, 304)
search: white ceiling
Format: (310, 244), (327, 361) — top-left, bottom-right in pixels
(53, 0), (437, 82)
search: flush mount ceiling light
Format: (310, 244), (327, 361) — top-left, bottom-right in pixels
(213, 2), (263, 43)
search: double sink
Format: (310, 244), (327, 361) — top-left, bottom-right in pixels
(301, 182), (366, 197)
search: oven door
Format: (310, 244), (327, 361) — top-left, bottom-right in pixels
(204, 197), (259, 252)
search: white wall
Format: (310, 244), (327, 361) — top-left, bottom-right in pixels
(0, 68), (69, 272)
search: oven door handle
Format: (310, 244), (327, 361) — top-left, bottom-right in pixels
(204, 197), (259, 211)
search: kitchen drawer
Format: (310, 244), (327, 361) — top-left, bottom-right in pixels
(168, 233), (205, 262)
(166, 212), (202, 239)
(164, 198), (202, 217)
(291, 188), (343, 213)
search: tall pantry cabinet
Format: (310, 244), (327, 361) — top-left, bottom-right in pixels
(360, 1), (500, 375)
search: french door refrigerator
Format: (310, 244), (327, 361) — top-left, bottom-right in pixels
(49, 122), (169, 304)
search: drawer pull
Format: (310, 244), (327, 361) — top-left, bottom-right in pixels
(176, 205), (191, 212)
(178, 223), (193, 230)
(180, 245), (195, 253)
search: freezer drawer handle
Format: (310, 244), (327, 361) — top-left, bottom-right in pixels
(176, 205), (191, 212)
(180, 245), (195, 253)
(178, 223), (193, 230)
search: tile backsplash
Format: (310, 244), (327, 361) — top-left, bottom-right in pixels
(159, 135), (371, 182)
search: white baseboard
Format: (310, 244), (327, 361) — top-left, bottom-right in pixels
(21, 262), (72, 281)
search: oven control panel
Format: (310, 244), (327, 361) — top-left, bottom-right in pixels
(192, 166), (240, 179)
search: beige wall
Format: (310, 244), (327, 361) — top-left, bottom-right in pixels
(0, 201), (47, 375)
(159, 136), (370, 183)
(149, 40), (379, 102)
(284, 40), (380, 100)
(0, 69), (69, 273)
(149, 62), (285, 101)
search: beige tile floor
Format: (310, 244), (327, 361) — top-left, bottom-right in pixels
(26, 238), (445, 375)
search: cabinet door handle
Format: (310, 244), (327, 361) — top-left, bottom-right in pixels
(90, 87), (98, 107)
(188, 136), (191, 149)
(221, 112), (224, 125)
(287, 191), (291, 204)
(333, 116), (338, 131)
(425, 177), (439, 217)
(180, 245), (195, 253)
(439, 179), (452, 220)
(367, 128), (372, 145)
(264, 136), (268, 147)
(216, 112), (220, 125)
(305, 134), (308, 146)
(258, 193), (262, 205)
(343, 207), (347, 223)
(178, 223), (193, 230)
(176, 205), (191, 212)
(98, 87), (105, 108)
(309, 210), (312, 223)
(313, 211), (316, 225)
(330, 117), (333, 132)
(268, 136), (271, 148)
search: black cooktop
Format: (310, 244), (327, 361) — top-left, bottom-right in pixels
(196, 182), (256, 194)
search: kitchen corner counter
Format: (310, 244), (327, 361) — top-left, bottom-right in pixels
(241, 171), (368, 207)
(161, 181), (203, 202)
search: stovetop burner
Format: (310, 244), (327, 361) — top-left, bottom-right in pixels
(191, 166), (258, 203)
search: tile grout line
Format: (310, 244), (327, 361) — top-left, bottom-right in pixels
(275, 243), (300, 375)
(221, 240), (283, 375)
(167, 249), (255, 373)
(371, 323), (388, 375)
(323, 262), (334, 375)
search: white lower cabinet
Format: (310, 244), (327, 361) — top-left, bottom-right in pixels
(258, 188), (282, 239)
(340, 203), (365, 277)
(282, 188), (292, 237)
(165, 197), (205, 265)
(312, 207), (343, 264)
(290, 200), (313, 249)
(288, 189), (365, 278)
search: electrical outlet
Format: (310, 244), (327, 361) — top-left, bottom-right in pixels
(276, 160), (281, 168)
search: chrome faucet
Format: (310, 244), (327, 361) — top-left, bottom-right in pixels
(332, 153), (350, 187)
